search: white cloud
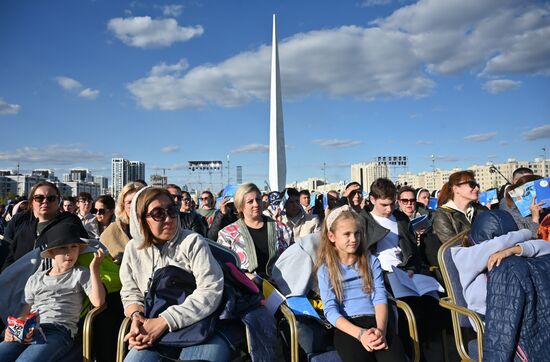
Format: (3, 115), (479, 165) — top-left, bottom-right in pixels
(162, 4), (183, 17)
(483, 79), (521, 94)
(374, 0), (550, 75)
(107, 16), (203, 48)
(231, 144), (269, 154)
(55, 76), (99, 100)
(416, 140), (432, 145)
(0, 145), (105, 165)
(0, 98), (21, 115)
(161, 145), (180, 153)
(522, 124), (550, 140)
(127, 1), (550, 110)
(312, 139), (363, 148)
(78, 88), (100, 99)
(128, 26), (434, 110)
(55, 76), (82, 90)
(464, 132), (498, 142)
(150, 59), (189, 76)
(361, 0), (392, 7)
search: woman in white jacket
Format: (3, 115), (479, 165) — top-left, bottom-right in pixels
(119, 186), (229, 362)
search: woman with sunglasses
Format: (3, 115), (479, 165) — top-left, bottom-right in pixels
(1, 181), (88, 270)
(120, 186), (229, 362)
(432, 171), (488, 247)
(91, 195), (115, 237)
(217, 183), (293, 278)
(396, 186), (422, 220)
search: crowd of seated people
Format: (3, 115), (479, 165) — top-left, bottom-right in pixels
(0, 166), (549, 361)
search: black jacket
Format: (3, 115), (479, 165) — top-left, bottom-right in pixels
(2, 211), (88, 271)
(207, 210), (238, 241)
(179, 211), (208, 237)
(363, 209), (421, 272)
(432, 203), (487, 244)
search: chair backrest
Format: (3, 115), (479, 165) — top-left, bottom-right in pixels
(207, 239), (241, 269)
(438, 230), (471, 327)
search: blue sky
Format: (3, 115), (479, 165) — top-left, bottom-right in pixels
(1, 0), (549, 191)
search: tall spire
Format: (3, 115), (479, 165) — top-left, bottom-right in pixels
(269, 14), (286, 192)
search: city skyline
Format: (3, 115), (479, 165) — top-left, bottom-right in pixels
(1, 0), (549, 188)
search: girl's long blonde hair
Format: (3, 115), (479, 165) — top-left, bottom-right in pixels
(315, 208), (373, 302)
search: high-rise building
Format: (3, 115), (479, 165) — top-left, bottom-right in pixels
(351, 162), (389, 192)
(112, 158), (129, 197)
(93, 176), (109, 195)
(129, 161), (145, 183)
(112, 158), (145, 197)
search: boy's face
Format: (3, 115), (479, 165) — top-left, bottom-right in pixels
(370, 196), (395, 218)
(49, 244), (82, 270)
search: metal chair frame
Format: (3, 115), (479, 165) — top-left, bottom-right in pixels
(437, 230), (484, 362)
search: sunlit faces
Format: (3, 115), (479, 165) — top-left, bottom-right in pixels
(397, 191), (416, 217)
(350, 191), (363, 207)
(453, 179), (480, 202)
(417, 190), (430, 208)
(242, 191), (263, 221)
(32, 185), (59, 220)
(94, 201), (114, 226)
(328, 218), (361, 259)
(299, 194), (310, 208)
(180, 193), (191, 212)
(48, 244), (82, 273)
(78, 197), (93, 215)
(145, 195), (178, 242)
(200, 193), (213, 208)
(370, 196), (395, 218)
(63, 200), (76, 213)
(123, 192), (136, 220)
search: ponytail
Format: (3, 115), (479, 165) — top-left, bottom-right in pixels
(438, 182), (452, 207)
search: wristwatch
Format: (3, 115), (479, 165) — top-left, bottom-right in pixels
(131, 311), (144, 320)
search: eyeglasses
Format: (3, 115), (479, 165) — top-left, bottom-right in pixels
(146, 204), (179, 222)
(398, 198), (416, 204)
(457, 180), (480, 189)
(33, 195), (58, 203)
(182, 197), (191, 202)
(170, 194), (183, 201)
(92, 208), (109, 216)
(200, 197), (210, 201)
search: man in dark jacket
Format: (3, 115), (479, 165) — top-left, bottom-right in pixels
(165, 185), (208, 237)
(364, 178), (421, 273)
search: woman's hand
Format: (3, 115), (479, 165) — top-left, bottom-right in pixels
(124, 316), (148, 350)
(219, 197), (229, 215)
(138, 317), (169, 346)
(530, 197), (544, 224)
(487, 247), (518, 271)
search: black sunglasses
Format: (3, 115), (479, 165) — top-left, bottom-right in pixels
(146, 204), (179, 222)
(170, 194), (183, 201)
(92, 208), (109, 216)
(33, 195), (58, 203)
(457, 180), (480, 189)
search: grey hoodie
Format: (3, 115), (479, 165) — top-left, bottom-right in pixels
(119, 187), (224, 332)
(450, 229), (550, 316)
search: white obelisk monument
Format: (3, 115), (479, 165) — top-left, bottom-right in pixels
(269, 14), (287, 192)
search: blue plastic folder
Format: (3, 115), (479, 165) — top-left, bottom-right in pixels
(534, 177), (550, 209)
(428, 197), (438, 210)
(285, 296), (322, 321)
(508, 180), (536, 217)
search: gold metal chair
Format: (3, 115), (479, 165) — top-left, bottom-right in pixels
(82, 304), (107, 362)
(437, 230), (484, 362)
